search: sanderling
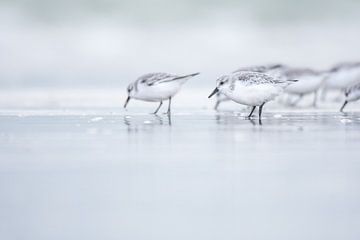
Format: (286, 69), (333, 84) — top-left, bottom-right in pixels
(340, 82), (360, 112)
(322, 62), (360, 100)
(213, 64), (285, 110)
(208, 71), (297, 119)
(282, 68), (328, 107)
(124, 72), (200, 114)
(233, 64), (285, 76)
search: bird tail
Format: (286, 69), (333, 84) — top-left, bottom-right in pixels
(173, 72), (200, 80)
(287, 79), (299, 83)
(282, 79), (298, 88)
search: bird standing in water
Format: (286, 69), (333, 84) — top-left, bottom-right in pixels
(209, 71), (297, 120)
(340, 82), (360, 112)
(124, 72), (200, 114)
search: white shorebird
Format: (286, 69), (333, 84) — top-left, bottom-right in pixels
(233, 64), (285, 77)
(124, 72), (200, 114)
(282, 68), (328, 107)
(340, 82), (360, 112)
(208, 71), (297, 119)
(213, 64), (285, 110)
(322, 62), (360, 100)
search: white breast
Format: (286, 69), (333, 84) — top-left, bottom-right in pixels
(223, 83), (283, 106)
(134, 81), (182, 102)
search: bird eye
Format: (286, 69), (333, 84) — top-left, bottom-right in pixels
(219, 82), (224, 85)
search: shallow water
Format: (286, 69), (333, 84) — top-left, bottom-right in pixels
(0, 109), (360, 240)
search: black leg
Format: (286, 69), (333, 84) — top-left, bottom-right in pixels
(247, 106), (256, 118)
(312, 91), (318, 107)
(259, 102), (265, 119)
(167, 97), (172, 115)
(321, 87), (327, 101)
(214, 100), (220, 110)
(291, 94), (304, 106)
(340, 100), (348, 112)
(167, 113), (172, 125)
(153, 101), (163, 114)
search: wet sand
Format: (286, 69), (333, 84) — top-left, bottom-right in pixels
(0, 109), (360, 239)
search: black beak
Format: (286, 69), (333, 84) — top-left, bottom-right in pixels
(208, 88), (219, 98)
(124, 96), (131, 108)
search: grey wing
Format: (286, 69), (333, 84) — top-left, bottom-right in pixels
(138, 73), (178, 86)
(284, 68), (317, 78)
(233, 64), (284, 74)
(332, 62), (360, 71)
(236, 72), (284, 85)
(233, 66), (268, 73)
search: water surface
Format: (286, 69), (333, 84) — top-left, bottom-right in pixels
(0, 110), (359, 239)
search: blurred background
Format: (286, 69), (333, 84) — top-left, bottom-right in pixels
(1, 3), (360, 240)
(1, 0), (360, 107)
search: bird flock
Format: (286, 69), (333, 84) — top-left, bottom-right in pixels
(124, 62), (360, 119)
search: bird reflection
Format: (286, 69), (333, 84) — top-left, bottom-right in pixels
(123, 116), (132, 126)
(123, 114), (172, 132)
(153, 113), (172, 125)
(215, 113), (263, 126)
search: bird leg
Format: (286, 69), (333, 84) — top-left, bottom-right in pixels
(290, 94), (304, 106)
(166, 97), (172, 115)
(340, 100), (348, 112)
(247, 106), (256, 118)
(259, 102), (265, 119)
(312, 91), (318, 108)
(153, 101), (163, 114)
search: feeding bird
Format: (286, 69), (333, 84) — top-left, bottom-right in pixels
(282, 68), (328, 107)
(340, 82), (360, 112)
(208, 71), (297, 119)
(124, 72), (200, 114)
(322, 62), (360, 101)
(213, 64), (285, 110)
